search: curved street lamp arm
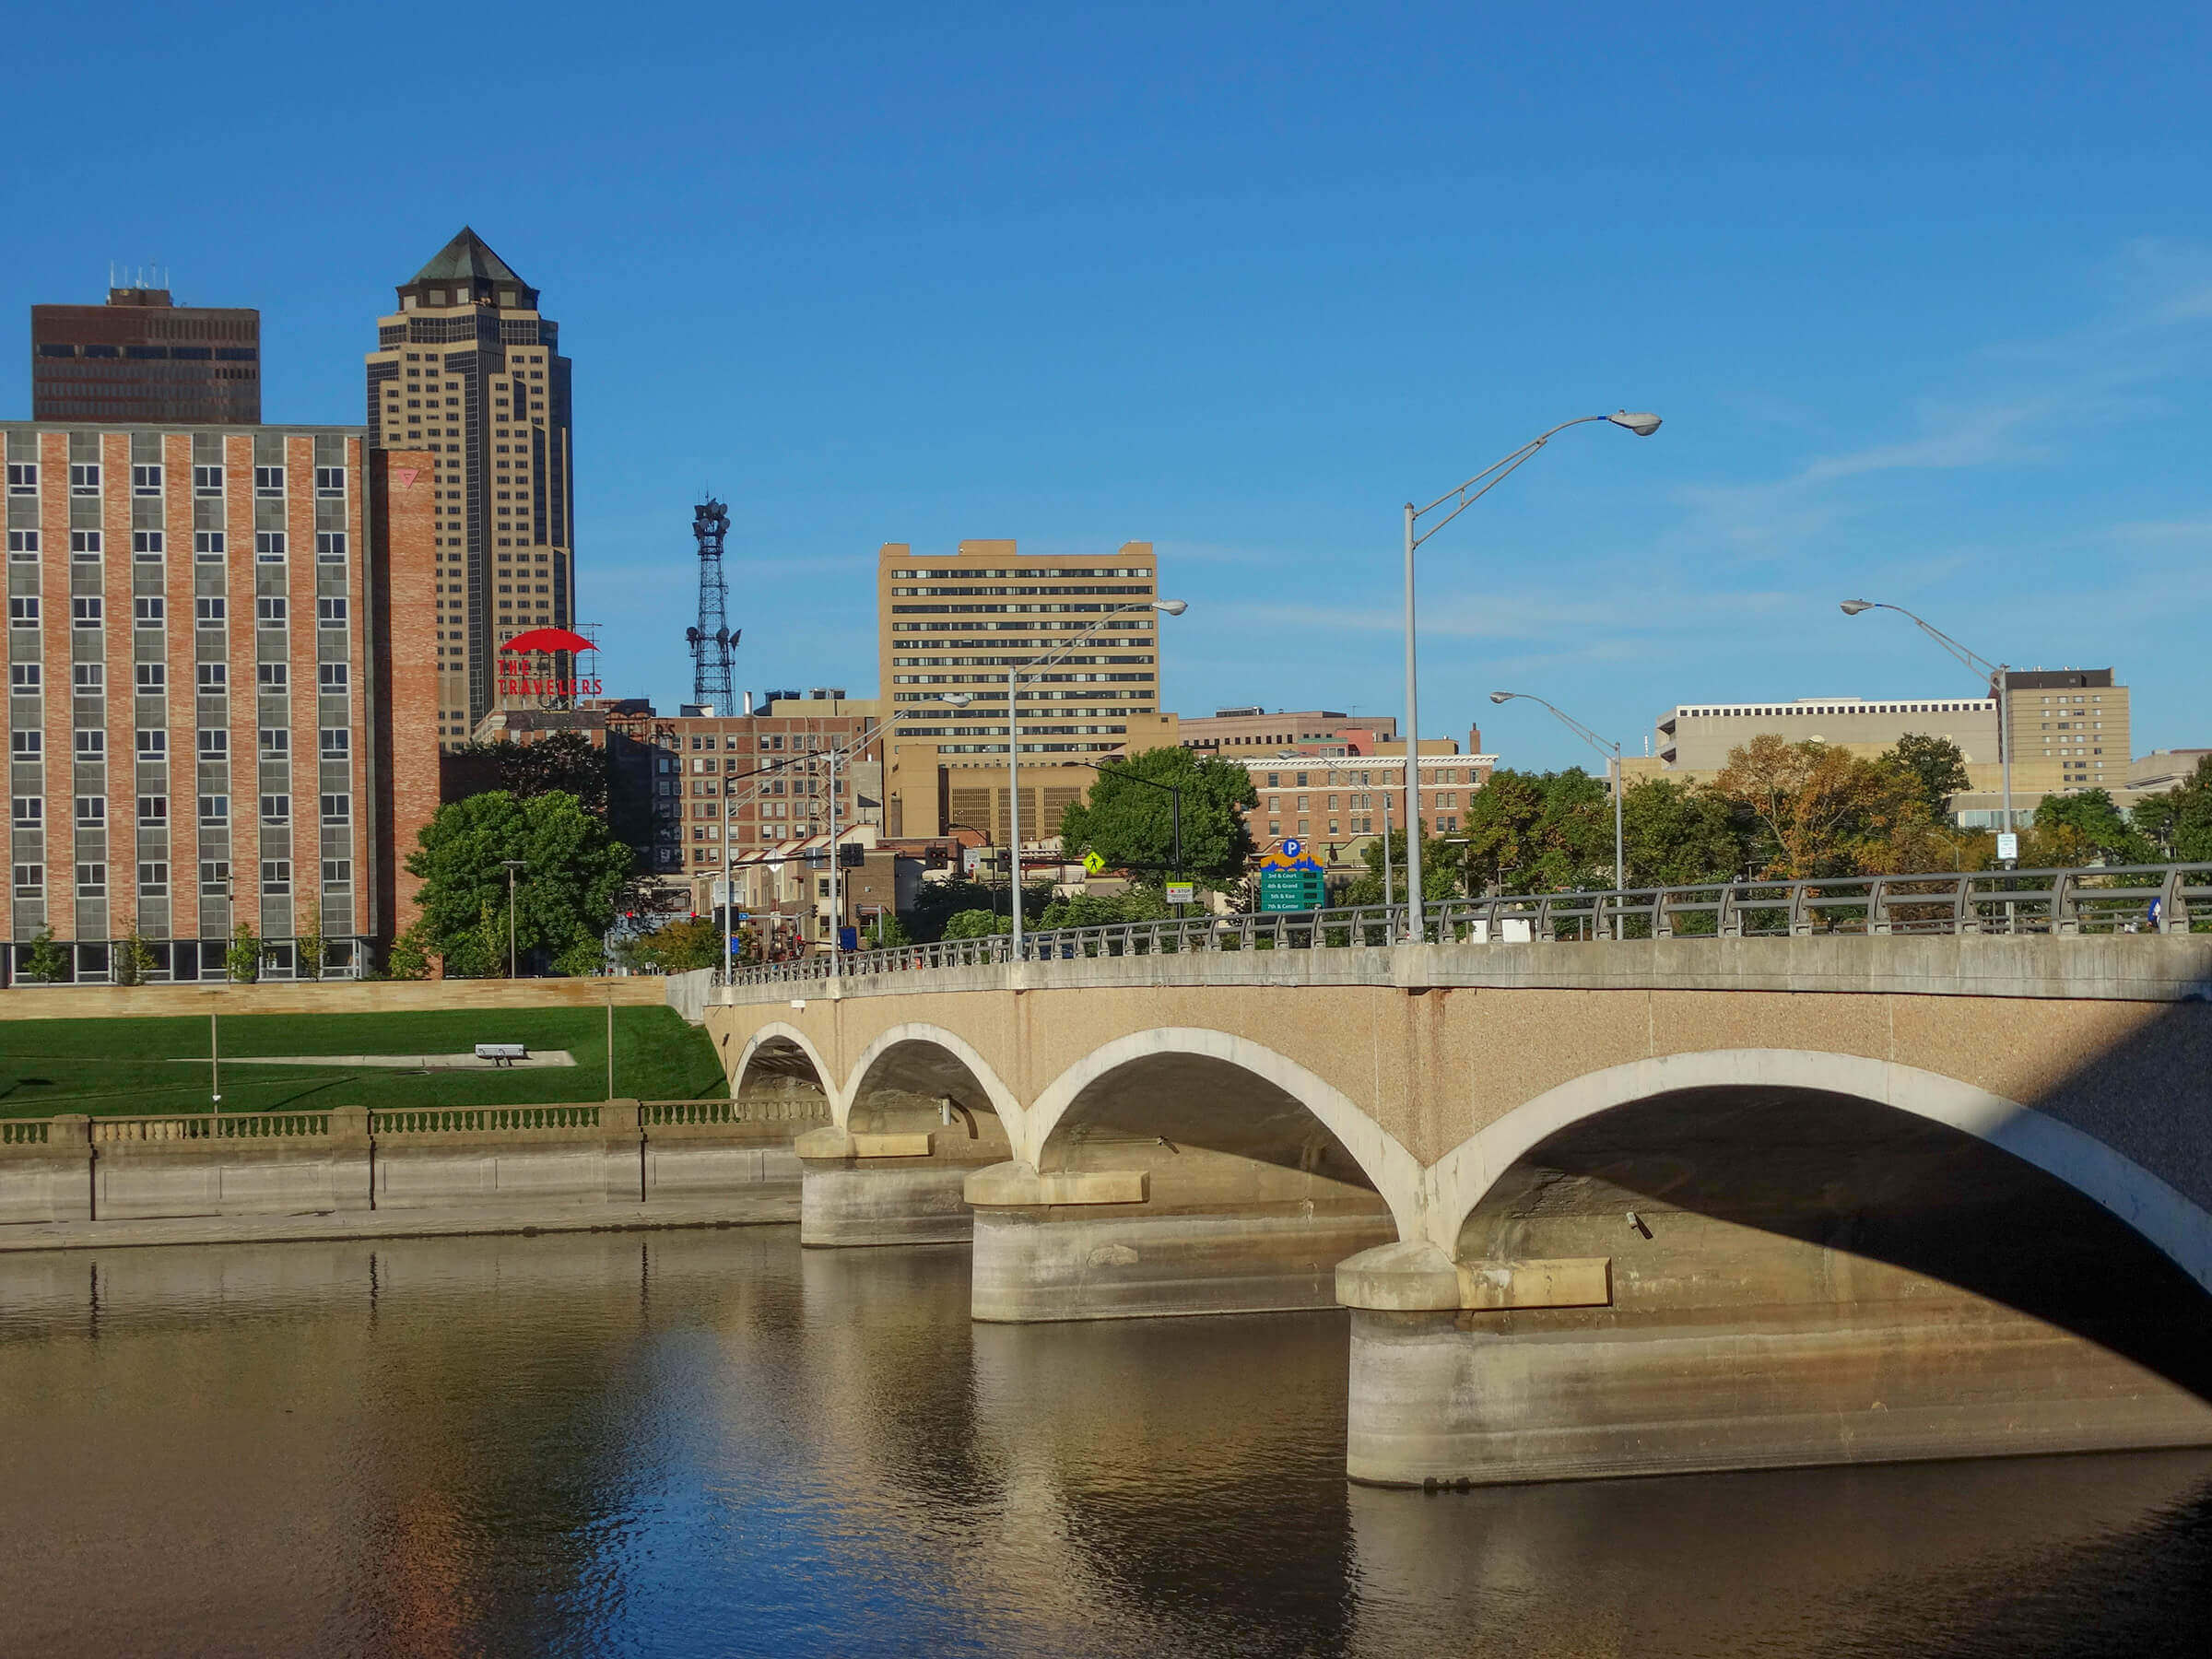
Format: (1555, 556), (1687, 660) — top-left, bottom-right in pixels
(1856, 601), (2004, 690)
(1494, 690), (1620, 763)
(1408, 415), (1613, 548)
(1014, 602), (1162, 683)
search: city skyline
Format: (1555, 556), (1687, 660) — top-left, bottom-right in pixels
(6, 6), (2209, 769)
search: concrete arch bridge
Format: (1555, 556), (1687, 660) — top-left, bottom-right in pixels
(705, 929), (2212, 1487)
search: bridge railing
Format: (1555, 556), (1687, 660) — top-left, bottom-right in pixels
(718, 863), (2212, 988)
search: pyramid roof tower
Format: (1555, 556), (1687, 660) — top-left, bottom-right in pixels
(394, 228), (538, 309)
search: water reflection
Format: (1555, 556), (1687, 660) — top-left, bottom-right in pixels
(0, 1230), (2207, 1657)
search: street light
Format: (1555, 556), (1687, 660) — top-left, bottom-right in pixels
(1840, 599), (2014, 837)
(1401, 412), (1661, 941)
(1006, 601), (1188, 961)
(1490, 690), (1625, 930)
(826, 693), (972, 981)
(500, 858), (527, 978)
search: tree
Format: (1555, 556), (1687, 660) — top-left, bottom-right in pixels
(2032, 789), (2152, 866)
(297, 919), (326, 982)
(227, 923), (265, 983)
(1879, 734), (1971, 822)
(386, 924), (432, 982)
(112, 932), (157, 986)
(1621, 780), (1749, 887)
(406, 790), (631, 976)
(1339, 828), (1465, 905)
(24, 929), (67, 983)
(1456, 768), (1616, 893)
(943, 909), (1006, 939)
(1713, 736), (1892, 878)
(2130, 757), (2212, 861)
(1039, 887), (1171, 929)
(618, 915), (724, 973)
(446, 730), (608, 817)
(905, 877), (1051, 942)
(864, 912), (911, 948)
(1059, 748), (1257, 884)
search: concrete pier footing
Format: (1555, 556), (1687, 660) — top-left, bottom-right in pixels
(967, 1159), (1395, 1321)
(794, 1126), (1006, 1247)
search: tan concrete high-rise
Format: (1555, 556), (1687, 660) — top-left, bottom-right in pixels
(364, 229), (574, 747)
(877, 539), (1169, 839)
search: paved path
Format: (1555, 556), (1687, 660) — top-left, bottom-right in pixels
(0, 1188), (799, 1254)
(162, 1050), (579, 1070)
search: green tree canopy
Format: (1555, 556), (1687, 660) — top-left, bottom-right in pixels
(446, 730), (609, 817)
(1039, 887), (1172, 929)
(1058, 748), (1257, 884)
(1878, 734), (1971, 821)
(406, 790), (631, 976)
(1339, 827), (1467, 905)
(1622, 779), (1750, 887)
(618, 914), (725, 974)
(1457, 768), (1616, 893)
(2033, 788), (2152, 865)
(904, 877), (1053, 942)
(2129, 758), (2212, 862)
(943, 908), (1007, 939)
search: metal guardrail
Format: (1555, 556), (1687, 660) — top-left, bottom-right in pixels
(720, 863), (2212, 989)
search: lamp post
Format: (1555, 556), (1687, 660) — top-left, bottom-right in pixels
(500, 858), (527, 978)
(1490, 690), (1625, 918)
(1401, 411), (1661, 942)
(1006, 601), (1187, 961)
(1840, 600), (2014, 840)
(826, 693), (972, 982)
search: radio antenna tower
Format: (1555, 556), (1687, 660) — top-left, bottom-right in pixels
(685, 497), (736, 708)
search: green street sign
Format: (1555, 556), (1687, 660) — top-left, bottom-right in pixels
(1258, 868), (1326, 912)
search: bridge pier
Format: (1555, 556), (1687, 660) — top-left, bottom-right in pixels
(795, 1096), (1010, 1247)
(967, 1158), (1395, 1321)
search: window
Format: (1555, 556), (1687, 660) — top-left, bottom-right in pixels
(320, 793), (351, 822)
(317, 596), (347, 626)
(134, 595), (165, 627)
(74, 729), (104, 759)
(13, 864), (41, 898)
(9, 663), (39, 693)
(256, 596), (287, 626)
(257, 662), (288, 691)
(198, 795), (228, 825)
(196, 596), (226, 626)
(253, 465), (284, 497)
(6, 529), (36, 561)
(319, 728), (349, 759)
(132, 530), (164, 560)
(69, 463), (100, 496)
(259, 728), (288, 756)
(76, 863), (105, 899)
(8, 596), (38, 628)
(197, 729), (228, 759)
(11, 731), (41, 759)
(193, 465), (223, 496)
(138, 795), (167, 825)
(70, 529), (101, 559)
(132, 464), (162, 497)
(322, 858), (352, 888)
(255, 531), (286, 562)
(5, 462), (36, 495)
(12, 798), (40, 826)
(317, 663), (349, 693)
(194, 531), (226, 560)
(136, 730), (167, 760)
(137, 861), (169, 896)
(199, 858), (229, 893)
(260, 859), (290, 893)
(314, 465), (346, 497)
(197, 663), (228, 693)
(260, 794), (290, 821)
(315, 531), (347, 562)
(71, 596), (102, 629)
(135, 664), (166, 695)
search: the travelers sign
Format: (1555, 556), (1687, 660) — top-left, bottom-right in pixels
(498, 626), (602, 700)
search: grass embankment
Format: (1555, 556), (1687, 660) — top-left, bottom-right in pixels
(0, 1006), (725, 1119)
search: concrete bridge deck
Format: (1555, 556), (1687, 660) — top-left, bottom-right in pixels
(707, 934), (2212, 1487)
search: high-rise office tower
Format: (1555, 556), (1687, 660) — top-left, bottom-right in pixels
(32, 284), (260, 425)
(364, 229), (573, 745)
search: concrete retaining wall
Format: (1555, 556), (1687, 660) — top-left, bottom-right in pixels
(0, 977), (670, 1020)
(0, 1101), (820, 1226)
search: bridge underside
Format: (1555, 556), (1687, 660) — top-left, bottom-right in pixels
(1346, 1085), (2212, 1486)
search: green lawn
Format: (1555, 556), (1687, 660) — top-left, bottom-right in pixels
(0, 1006), (727, 1118)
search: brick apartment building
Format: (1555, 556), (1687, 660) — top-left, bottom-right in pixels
(2, 421), (438, 982)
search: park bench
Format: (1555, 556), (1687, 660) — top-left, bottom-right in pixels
(475, 1042), (528, 1068)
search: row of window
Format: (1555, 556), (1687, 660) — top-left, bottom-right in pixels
(4, 529), (349, 563)
(6, 662), (348, 695)
(12, 793), (350, 826)
(11, 858), (348, 900)
(8, 727), (352, 760)
(7, 594), (348, 627)
(4, 463), (343, 499)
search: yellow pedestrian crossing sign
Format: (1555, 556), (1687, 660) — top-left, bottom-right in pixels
(1082, 850), (1106, 876)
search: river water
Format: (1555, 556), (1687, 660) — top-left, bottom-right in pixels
(2, 1227), (2209, 1658)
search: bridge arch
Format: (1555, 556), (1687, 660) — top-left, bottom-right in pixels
(840, 1022), (1025, 1146)
(730, 1020), (840, 1112)
(1428, 1048), (2212, 1296)
(1026, 1027), (1425, 1242)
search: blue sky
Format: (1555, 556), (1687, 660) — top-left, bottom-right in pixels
(6, 3), (2210, 768)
